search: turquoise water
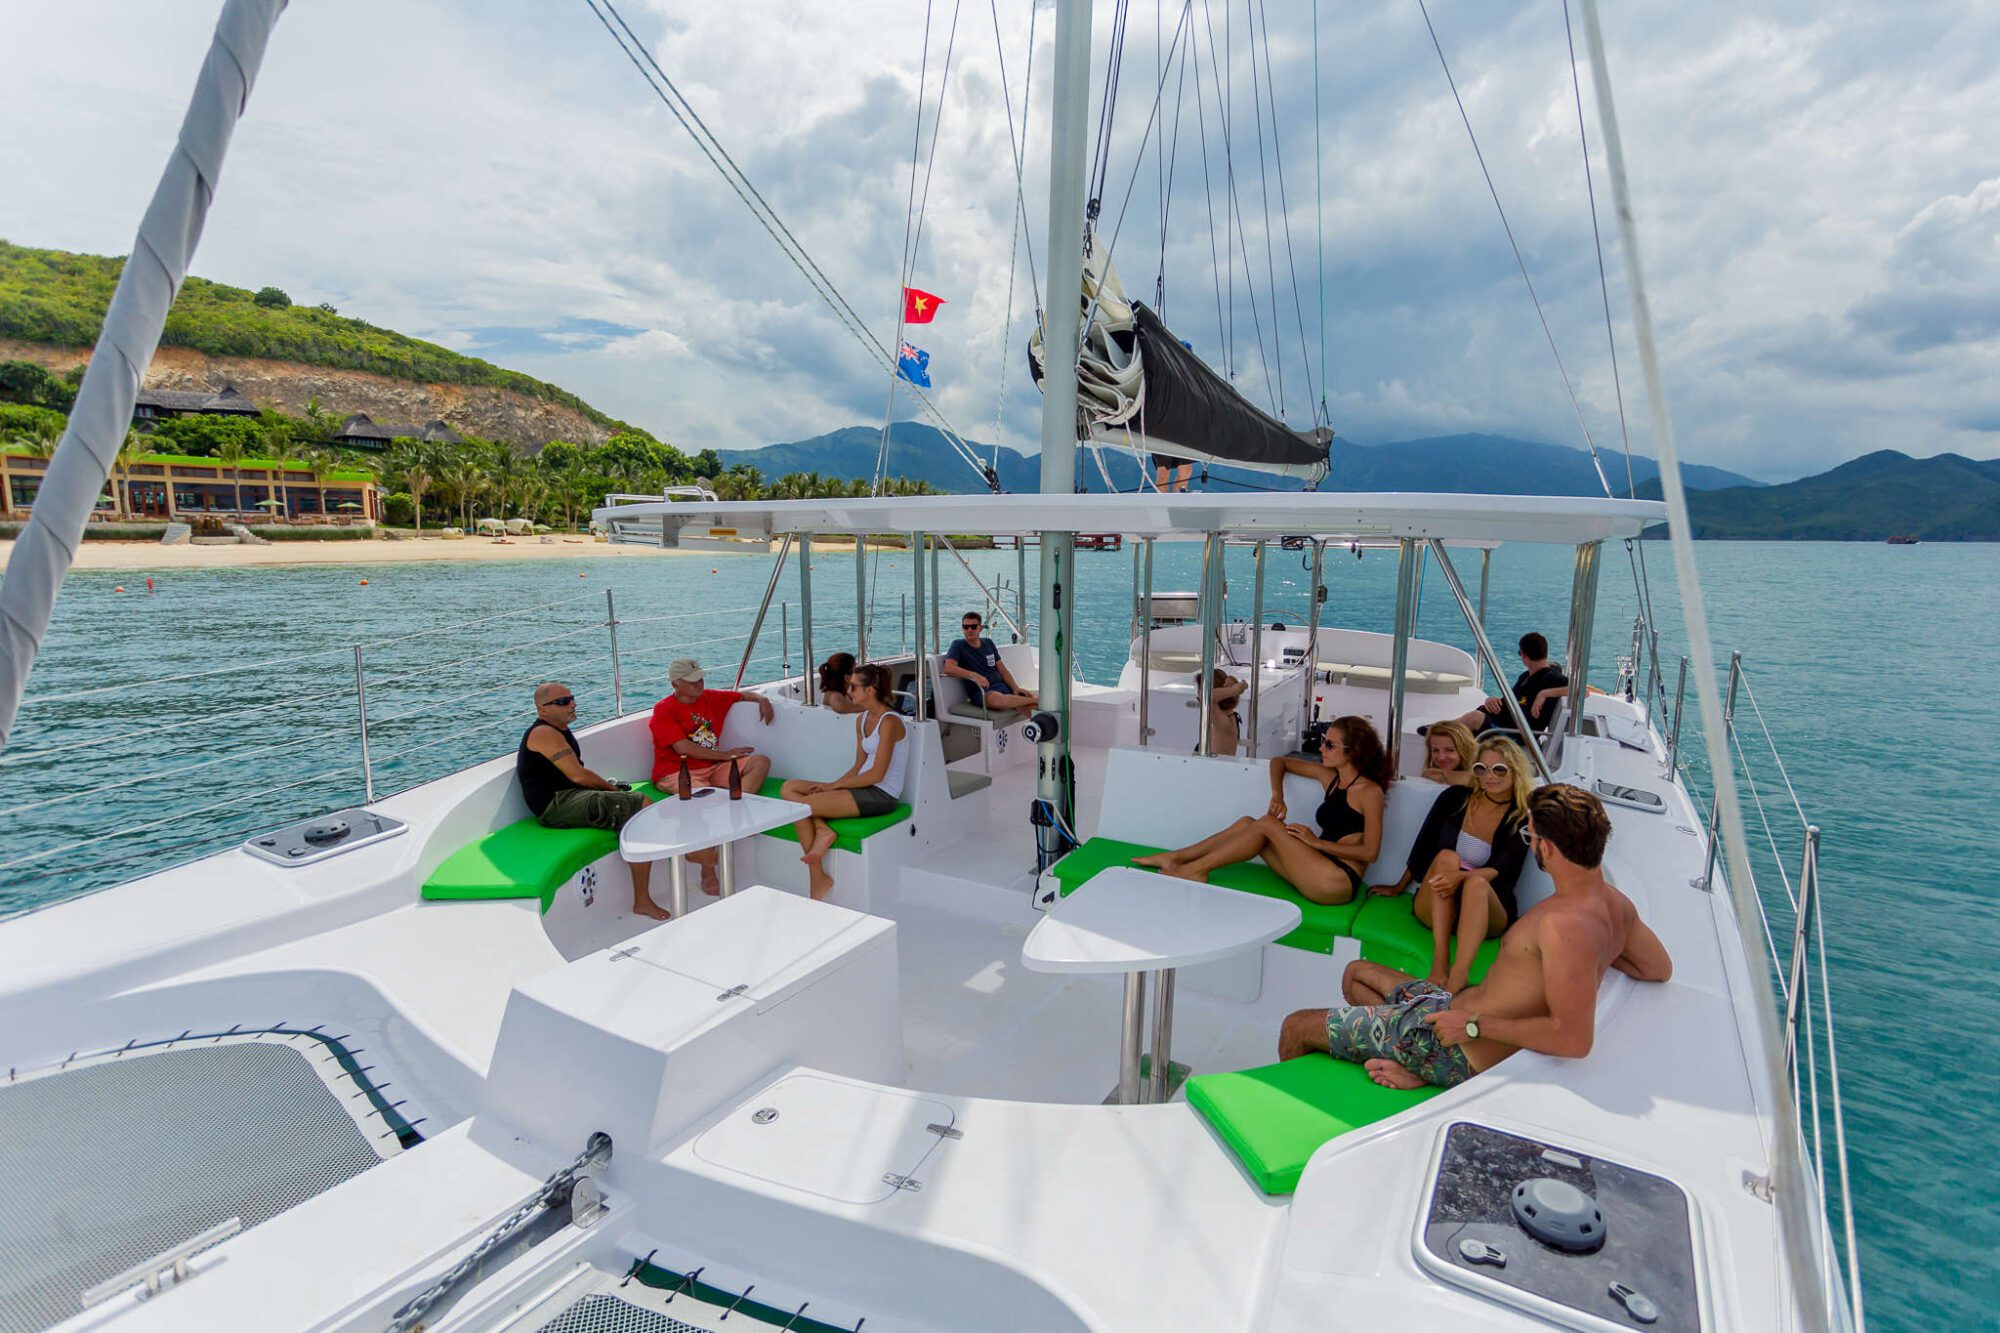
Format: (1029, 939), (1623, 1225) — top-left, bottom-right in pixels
(3, 538), (1993, 1329)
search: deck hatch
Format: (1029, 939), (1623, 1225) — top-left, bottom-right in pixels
(1416, 1122), (1702, 1332)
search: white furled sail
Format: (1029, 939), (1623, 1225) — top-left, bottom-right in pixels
(0, 0), (287, 747)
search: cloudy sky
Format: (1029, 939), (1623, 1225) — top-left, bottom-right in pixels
(3, 0), (1996, 481)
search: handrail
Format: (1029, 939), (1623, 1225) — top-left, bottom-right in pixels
(1666, 652), (1864, 1331)
(937, 535), (1027, 642)
(1424, 540), (1555, 785)
(1, 593), (832, 897)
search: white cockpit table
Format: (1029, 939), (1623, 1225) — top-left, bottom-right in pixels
(619, 789), (811, 916)
(1022, 866), (1302, 1104)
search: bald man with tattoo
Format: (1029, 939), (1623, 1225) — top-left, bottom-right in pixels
(517, 681), (665, 918)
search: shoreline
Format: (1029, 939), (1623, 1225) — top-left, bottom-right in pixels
(0, 535), (742, 573)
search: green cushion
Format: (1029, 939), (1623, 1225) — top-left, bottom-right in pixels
(1049, 837), (1363, 954)
(421, 817), (619, 912)
(1350, 894), (1500, 983)
(748, 777), (912, 855)
(1186, 1054), (1443, 1194)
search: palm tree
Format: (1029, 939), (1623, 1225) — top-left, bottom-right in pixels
(298, 395), (336, 442)
(215, 437), (247, 515)
(300, 444), (338, 518)
(5, 415), (63, 457)
(111, 427), (149, 518)
(387, 440), (439, 533)
(266, 430), (300, 524)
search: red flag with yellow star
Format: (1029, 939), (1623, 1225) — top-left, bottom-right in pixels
(902, 287), (946, 324)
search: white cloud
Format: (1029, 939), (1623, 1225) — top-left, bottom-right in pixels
(1, 0), (1996, 479)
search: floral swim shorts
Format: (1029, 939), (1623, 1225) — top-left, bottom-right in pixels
(1324, 978), (1474, 1088)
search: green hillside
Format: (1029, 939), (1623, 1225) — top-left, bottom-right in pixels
(0, 240), (617, 427)
(1642, 451), (2000, 540)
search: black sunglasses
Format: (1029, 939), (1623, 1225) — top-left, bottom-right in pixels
(546, 695), (575, 707)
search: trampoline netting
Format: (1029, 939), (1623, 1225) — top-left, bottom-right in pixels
(0, 1033), (408, 1331)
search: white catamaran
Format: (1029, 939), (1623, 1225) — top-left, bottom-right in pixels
(0, 3), (1863, 1331)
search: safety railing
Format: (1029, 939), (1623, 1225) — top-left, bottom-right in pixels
(0, 593), (793, 912)
(1665, 651), (1864, 1332)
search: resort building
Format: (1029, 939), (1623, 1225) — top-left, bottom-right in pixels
(131, 383), (262, 426)
(334, 414), (464, 451)
(1, 450), (380, 523)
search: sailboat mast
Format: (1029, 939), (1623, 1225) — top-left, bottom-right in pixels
(1032, 0), (1094, 849)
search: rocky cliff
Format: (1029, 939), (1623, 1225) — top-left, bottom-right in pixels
(0, 338), (612, 449)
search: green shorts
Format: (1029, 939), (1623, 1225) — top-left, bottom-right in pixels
(538, 787), (648, 831)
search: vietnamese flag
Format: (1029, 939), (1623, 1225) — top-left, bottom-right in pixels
(902, 287), (946, 324)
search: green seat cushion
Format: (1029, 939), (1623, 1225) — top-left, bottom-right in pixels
(1186, 1054), (1443, 1194)
(1350, 894), (1500, 983)
(1049, 837), (1363, 954)
(748, 777), (912, 855)
(421, 817), (620, 911)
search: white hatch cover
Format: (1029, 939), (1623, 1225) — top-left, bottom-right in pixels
(646, 886), (893, 1009)
(693, 1072), (956, 1204)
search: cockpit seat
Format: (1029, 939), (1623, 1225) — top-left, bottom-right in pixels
(1186, 1052), (1443, 1194)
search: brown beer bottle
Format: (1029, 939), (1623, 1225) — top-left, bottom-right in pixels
(677, 756), (693, 801)
(728, 755), (743, 800)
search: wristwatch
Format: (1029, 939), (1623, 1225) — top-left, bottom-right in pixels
(1464, 1015), (1481, 1039)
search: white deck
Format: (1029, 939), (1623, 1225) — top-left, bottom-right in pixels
(0, 683), (1799, 1332)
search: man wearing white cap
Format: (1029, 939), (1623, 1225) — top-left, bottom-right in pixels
(649, 658), (776, 892)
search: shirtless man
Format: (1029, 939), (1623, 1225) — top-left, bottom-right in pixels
(1277, 783), (1671, 1089)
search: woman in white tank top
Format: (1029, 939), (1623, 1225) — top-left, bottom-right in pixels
(777, 664), (908, 900)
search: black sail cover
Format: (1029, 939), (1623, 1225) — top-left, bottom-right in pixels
(1030, 245), (1330, 483)
(1123, 301), (1331, 478)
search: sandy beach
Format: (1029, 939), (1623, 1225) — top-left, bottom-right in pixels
(0, 535), (734, 572)
(0, 533), (933, 573)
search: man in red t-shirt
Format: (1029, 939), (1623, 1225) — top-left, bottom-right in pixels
(649, 658), (777, 892)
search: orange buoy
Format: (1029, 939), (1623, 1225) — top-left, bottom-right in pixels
(114, 586), (125, 593)
(711, 568), (718, 574)
(359, 578), (368, 585)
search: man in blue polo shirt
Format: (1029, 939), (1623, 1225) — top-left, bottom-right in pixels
(942, 611), (1038, 718)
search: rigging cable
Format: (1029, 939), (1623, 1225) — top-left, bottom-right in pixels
(875, 0), (939, 496)
(1255, 0), (1319, 416)
(1198, 0), (1279, 415)
(1562, 0), (1664, 691)
(1155, 0), (1194, 318)
(878, 0), (968, 494)
(1087, 0), (1135, 217)
(988, 0), (1042, 483)
(1075, 2), (1195, 349)
(1187, 0), (1230, 373)
(582, 0), (989, 489)
(1242, 0), (1287, 413)
(1313, 0), (1328, 427)
(1576, 6), (1837, 1328)
(1414, 0), (1614, 499)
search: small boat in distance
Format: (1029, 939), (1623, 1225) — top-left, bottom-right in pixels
(1887, 534), (1920, 544)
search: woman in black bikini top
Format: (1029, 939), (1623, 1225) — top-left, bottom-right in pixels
(1133, 715), (1394, 905)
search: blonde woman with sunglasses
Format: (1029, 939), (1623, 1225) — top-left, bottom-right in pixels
(1369, 735), (1534, 992)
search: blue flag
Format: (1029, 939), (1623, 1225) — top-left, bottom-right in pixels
(897, 340), (932, 388)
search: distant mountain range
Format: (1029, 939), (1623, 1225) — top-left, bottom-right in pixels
(1647, 450), (2000, 540)
(717, 426), (1765, 497)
